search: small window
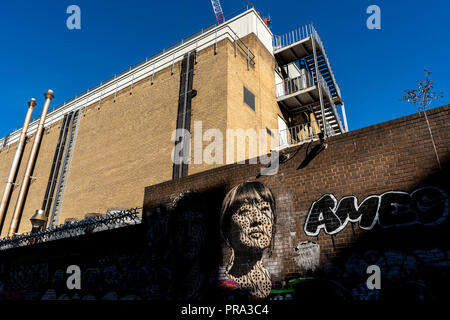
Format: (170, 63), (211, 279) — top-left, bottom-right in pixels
(243, 86), (255, 111)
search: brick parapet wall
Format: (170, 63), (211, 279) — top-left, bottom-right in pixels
(0, 105), (447, 301)
(144, 104), (450, 282)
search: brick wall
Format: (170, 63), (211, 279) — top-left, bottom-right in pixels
(143, 104), (450, 299)
(225, 33), (281, 163)
(0, 105), (447, 301)
(0, 123), (61, 237)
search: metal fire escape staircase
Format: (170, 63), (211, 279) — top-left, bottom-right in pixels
(273, 23), (348, 142)
(48, 110), (81, 227)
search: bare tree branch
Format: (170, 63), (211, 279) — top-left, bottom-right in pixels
(401, 69), (443, 170)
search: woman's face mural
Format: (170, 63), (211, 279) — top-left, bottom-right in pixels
(220, 181), (276, 299)
(230, 200), (274, 251)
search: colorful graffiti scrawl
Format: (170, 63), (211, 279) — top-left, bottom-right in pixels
(304, 186), (449, 236)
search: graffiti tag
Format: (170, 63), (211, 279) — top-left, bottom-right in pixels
(304, 187), (449, 236)
(293, 241), (320, 272)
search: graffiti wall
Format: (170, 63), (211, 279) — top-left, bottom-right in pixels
(142, 105), (450, 301)
(0, 225), (152, 300)
(0, 105), (449, 301)
(304, 186), (448, 236)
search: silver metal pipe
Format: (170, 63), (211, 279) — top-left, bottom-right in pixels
(0, 99), (36, 235)
(8, 90), (54, 237)
(341, 103), (349, 132)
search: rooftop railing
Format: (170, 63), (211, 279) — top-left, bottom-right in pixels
(275, 72), (344, 134)
(279, 122), (320, 146)
(273, 24), (314, 51)
(273, 23), (342, 101)
(275, 73), (313, 98)
(25, 25), (254, 125)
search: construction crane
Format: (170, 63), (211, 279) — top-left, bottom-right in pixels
(210, 0), (225, 25)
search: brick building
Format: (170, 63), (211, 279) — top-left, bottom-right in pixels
(0, 8), (346, 236)
(1, 7), (446, 302)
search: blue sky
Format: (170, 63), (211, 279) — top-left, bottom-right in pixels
(0, 0), (449, 139)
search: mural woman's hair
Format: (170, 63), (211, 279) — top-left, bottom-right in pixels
(220, 181), (276, 254)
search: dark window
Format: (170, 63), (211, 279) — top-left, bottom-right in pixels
(243, 86), (255, 111)
(266, 127), (275, 139)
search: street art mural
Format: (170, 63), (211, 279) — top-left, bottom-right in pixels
(304, 186), (449, 236)
(219, 181), (276, 299)
(0, 104), (448, 302)
(143, 182), (278, 300)
(0, 181), (448, 301)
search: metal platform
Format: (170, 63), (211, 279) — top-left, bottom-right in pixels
(273, 24), (342, 101)
(275, 72), (344, 134)
(276, 84), (319, 111)
(274, 37), (314, 66)
(273, 23), (347, 136)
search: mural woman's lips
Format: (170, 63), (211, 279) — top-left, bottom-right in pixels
(249, 230), (263, 238)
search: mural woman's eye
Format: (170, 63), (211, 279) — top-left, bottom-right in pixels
(238, 208), (250, 216)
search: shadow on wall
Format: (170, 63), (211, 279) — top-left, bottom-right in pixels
(143, 186), (224, 301)
(144, 181), (278, 301)
(0, 224), (151, 300)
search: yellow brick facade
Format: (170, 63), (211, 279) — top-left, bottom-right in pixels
(0, 126), (61, 237)
(0, 31), (282, 236)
